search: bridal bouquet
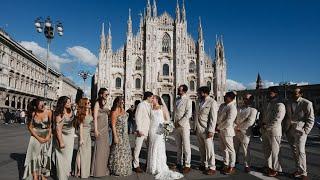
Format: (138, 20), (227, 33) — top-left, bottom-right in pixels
(163, 121), (174, 141)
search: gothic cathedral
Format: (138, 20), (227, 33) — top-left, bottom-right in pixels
(92, 0), (227, 112)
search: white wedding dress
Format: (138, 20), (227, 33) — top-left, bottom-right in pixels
(147, 108), (184, 180)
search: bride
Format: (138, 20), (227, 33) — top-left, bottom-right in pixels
(147, 95), (184, 180)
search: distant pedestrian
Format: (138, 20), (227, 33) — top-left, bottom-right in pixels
(4, 109), (10, 124)
(20, 110), (26, 124)
(127, 105), (135, 134)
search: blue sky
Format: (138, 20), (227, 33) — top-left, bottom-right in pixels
(1, 0), (320, 94)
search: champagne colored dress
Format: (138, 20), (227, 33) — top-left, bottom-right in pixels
(108, 113), (132, 176)
(53, 114), (75, 180)
(75, 115), (93, 178)
(23, 117), (52, 179)
(91, 106), (110, 177)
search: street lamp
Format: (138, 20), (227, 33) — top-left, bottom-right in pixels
(34, 17), (64, 102)
(78, 70), (92, 97)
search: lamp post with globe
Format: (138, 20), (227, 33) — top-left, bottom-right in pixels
(78, 70), (92, 97)
(34, 17), (64, 103)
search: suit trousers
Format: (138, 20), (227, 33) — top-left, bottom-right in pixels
(234, 131), (251, 167)
(133, 135), (148, 168)
(174, 127), (191, 167)
(286, 128), (308, 176)
(219, 135), (236, 167)
(196, 131), (216, 170)
(261, 131), (282, 172)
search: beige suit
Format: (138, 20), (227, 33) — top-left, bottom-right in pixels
(234, 106), (257, 167)
(195, 96), (218, 170)
(217, 101), (237, 167)
(174, 94), (192, 167)
(284, 97), (314, 176)
(133, 101), (152, 168)
(261, 99), (285, 172)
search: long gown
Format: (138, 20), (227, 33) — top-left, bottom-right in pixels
(147, 108), (184, 180)
(75, 115), (93, 178)
(23, 117), (52, 179)
(91, 106), (110, 177)
(108, 113), (132, 176)
(53, 114), (75, 180)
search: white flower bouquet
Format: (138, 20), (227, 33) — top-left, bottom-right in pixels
(163, 121), (174, 141)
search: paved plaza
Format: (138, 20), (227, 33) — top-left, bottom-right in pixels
(0, 124), (319, 180)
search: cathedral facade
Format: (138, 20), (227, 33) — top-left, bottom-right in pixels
(92, 0), (227, 112)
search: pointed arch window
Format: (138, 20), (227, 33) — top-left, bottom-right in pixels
(162, 33), (171, 53)
(115, 77), (121, 89)
(136, 58), (142, 71)
(189, 61), (196, 73)
(135, 78), (141, 89)
(190, 80), (195, 91)
(163, 64), (169, 76)
(207, 81), (211, 91)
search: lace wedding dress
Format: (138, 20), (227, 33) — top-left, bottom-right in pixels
(147, 108), (184, 180)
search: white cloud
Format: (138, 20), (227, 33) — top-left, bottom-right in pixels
(289, 81), (309, 86)
(263, 80), (279, 88)
(227, 79), (246, 91)
(20, 41), (71, 70)
(20, 41), (98, 71)
(67, 46), (98, 66)
(246, 80), (309, 90)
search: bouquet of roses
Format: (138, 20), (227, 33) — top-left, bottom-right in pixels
(163, 121), (175, 141)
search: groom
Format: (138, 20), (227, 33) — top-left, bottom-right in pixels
(174, 84), (192, 173)
(133, 91), (153, 173)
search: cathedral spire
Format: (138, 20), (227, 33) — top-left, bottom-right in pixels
(139, 12), (144, 32)
(256, 73), (263, 89)
(127, 8), (132, 36)
(220, 35), (224, 47)
(182, 0), (186, 22)
(176, 0), (180, 22)
(152, 0), (157, 17)
(198, 17), (203, 42)
(107, 22), (112, 51)
(146, 0), (152, 18)
(100, 22), (106, 52)
(215, 35), (225, 61)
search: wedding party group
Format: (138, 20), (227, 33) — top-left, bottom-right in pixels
(22, 84), (315, 180)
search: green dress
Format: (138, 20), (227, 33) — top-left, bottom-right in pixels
(53, 114), (75, 180)
(75, 115), (93, 178)
(108, 113), (132, 176)
(91, 106), (110, 177)
(23, 117), (52, 179)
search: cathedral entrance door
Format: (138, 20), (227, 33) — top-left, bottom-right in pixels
(161, 94), (171, 114)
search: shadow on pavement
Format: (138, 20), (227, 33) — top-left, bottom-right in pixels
(10, 153), (26, 180)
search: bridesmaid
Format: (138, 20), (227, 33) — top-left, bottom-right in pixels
(108, 97), (132, 176)
(91, 88), (110, 177)
(23, 98), (52, 180)
(75, 98), (93, 178)
(53, 96), (75, 180)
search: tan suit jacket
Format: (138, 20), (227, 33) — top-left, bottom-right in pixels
(262, 99), (286, 137)
(135, 100), (152, 136)
(217, 101), (237, 137)
(284, 97), (314, 135)
(174, 95), (192, 129)
(196, 96), (218, 134)
(235, 106), (258, 136)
